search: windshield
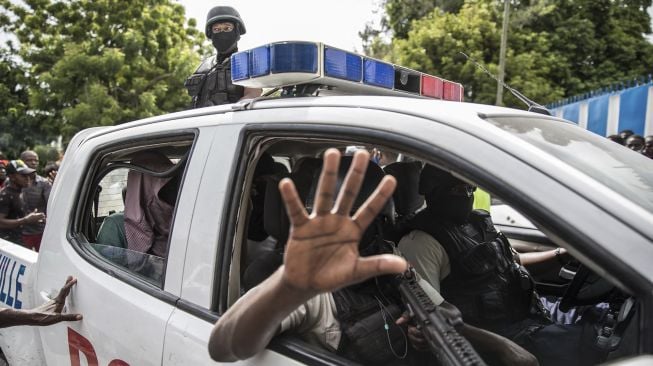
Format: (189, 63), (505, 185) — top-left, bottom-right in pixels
(484, 116), (653, 212)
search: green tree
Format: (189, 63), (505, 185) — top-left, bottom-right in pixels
(361, 0), (463, 57)
(1, 0), (207, 140)
(391, 0), (565, 106)
(0, 47), (44, 158)
(372, 0), (653, 105)
(526, 0), (653, 96)
(385, 0), (463, 39)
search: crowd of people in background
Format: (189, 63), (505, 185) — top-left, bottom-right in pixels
(0, 149), (61, 252)
(607, 130), (653, 159)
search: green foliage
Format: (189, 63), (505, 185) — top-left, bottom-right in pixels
(2, 0), (207, 141)
(366, 0), (653, 107)
(385, 0), (463, 39)
(0, 48), (44, 157)
(391, 0), (564, 106)
(526, 0), (653, 96)
(32, 144), (61, 171)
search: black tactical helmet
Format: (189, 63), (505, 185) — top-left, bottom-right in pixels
(205, 5), (246, 38)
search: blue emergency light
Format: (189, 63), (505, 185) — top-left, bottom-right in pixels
(231, 41), (464, 101)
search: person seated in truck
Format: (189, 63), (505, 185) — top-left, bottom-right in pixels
(398, 164), (606, 366)
(96, 186), (127, 248)
(209, 149), (537, 366)
(124, 151), (179, 258)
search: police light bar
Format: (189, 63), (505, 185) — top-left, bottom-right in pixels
(231, 41), (464, 101)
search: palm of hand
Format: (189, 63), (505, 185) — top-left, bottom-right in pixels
(278, 149), (406, 295)
(283, 214), (364, 292)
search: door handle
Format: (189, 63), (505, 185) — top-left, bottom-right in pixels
(39, 289), (58, 303)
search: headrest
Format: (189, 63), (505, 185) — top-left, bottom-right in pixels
(383, 161), (424, 216)
(249, 153), (289, 241)
(255, 152), (273, 175)
(263, 174), (290, 245)
(263, 157), (320, 245)
(303, 156), (388, 214)
(263, 156), (393, 246)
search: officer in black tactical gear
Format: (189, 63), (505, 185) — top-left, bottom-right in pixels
(185, 6), (261, 108)
(399, 164), (607, 366)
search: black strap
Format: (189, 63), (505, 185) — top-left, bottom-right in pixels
(192, 59), (224, 108)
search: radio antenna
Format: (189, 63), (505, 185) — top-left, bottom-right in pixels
(459, 52), (551, 115)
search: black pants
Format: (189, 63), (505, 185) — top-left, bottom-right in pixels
(507, 315), (608, 366)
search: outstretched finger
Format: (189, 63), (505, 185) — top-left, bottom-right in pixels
(352, 175), (396, 230)
(351, 254), (407, 285)
(312, 149), (340, 216)
(279, 178), (309, 228)
(38, 313), (83, 326)
(334, 150), (369, 216)
(54, 276), (76, 313)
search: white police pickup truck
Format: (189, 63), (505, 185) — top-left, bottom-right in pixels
(0, 41), (651, 366)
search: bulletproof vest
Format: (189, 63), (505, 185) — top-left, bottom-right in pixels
(332, 239), (409, 365)
(185, 55), (244, 108)
(411, 209), (535, 333)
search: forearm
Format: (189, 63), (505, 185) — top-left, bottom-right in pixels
(0, 308), (33, 328)
(0, 217), (25, 230)
(519, 249), (558, 266)
(208, 267), (315, 362)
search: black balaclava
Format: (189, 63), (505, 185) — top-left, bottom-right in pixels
(420, 164), (475, 225)
(425, 188), (474, 224)
(211, 23), (240, 55)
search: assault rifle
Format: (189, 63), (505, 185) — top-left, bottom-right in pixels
(397, 268), (487, 366)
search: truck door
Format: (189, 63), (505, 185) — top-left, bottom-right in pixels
(35, 126), (204, 366)
(163, 120), (359, 365)
(162, 122), (309, 364)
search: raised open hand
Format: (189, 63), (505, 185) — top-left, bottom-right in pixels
(279, 148), (406, 294)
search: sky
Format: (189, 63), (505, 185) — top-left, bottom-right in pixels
(176, 0), (383, 52)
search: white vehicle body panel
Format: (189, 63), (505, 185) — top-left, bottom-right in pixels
(0, 241), (43, 366)
(0, 96), (649, 364)
(35, 122), (185, 365)
(179, 123), (243, 308)
(491, 204), (537, 229)
(163, 308), (306, 366)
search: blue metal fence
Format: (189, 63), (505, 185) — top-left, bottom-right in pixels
(549, 76), (653, 137)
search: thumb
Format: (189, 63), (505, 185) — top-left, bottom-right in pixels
(351, 254), (407, 284)
(56, 313), (83, 322)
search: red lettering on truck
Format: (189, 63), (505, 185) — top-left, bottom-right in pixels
(68, 327), (130, 366)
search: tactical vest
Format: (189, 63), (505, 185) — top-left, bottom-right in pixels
(332, 239), (410, 365)
(185, 55), (244, 108)
(411, 209), (537, 334)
